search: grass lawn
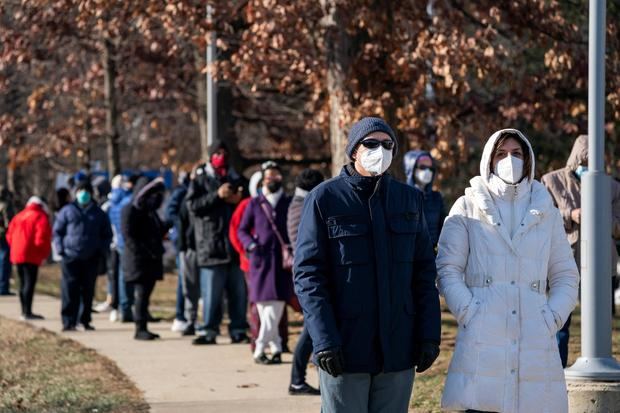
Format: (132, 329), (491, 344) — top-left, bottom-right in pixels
(24, 264), (620, 412)
(0, 316), (148, 413)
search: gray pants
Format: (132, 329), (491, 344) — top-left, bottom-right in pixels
(179, 250), (200, 324)
(319, 369), (415, 413)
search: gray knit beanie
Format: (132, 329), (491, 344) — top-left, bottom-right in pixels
(346, 117), (398, 159)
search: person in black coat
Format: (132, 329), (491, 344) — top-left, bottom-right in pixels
(121, 177), (166, 340)
(294, 117), (441, 412)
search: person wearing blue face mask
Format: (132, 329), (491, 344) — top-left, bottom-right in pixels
(53, 180), (113, 331)
(542, 134), (620, 367)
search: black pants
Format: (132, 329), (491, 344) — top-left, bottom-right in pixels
(291, 325), (313, 385)
(107, 249), (120, 309)
(61, 257), (98, 328)
(133, 278), (156, 328)
(17, 263), (38, 316)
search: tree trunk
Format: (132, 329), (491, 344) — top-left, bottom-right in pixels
(103, 38), (121, 176)
(321, 1), (352, 178)
(195, 49), (209, 161)
(6, 146), (16, 194)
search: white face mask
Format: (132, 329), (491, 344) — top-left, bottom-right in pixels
(415, 169), (433, 186)
(495, 155), (524, 184)
(360, 146), (393, 176)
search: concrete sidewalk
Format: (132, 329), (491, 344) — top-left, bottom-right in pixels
(0, 294), (321, 413)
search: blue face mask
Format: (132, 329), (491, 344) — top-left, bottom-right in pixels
(76, 190), (91, 206)
(575, 165), (588, 180)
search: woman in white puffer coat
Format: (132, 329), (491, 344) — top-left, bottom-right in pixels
(437, 129), (579, 413)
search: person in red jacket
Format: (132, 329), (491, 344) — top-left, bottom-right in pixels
(6, 196), (52, 320)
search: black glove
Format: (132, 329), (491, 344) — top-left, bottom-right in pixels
(415, 341), (440, 373)
(316, 347), (345, 377)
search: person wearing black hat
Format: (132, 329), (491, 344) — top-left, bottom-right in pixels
(186, 142), (249, 345)
(294, 117), (441, 412)
(53, 180), (113, 331)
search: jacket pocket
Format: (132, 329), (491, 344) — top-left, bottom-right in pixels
(389, 212), (419, 262)
(460, 296), (483, 329)
(327, 217), (370, 265)
(541, 303), (560, 336)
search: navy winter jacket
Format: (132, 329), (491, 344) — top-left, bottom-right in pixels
(164, 184), (188, 252)
(53, 201), (113, 261)
(404, 150), (446, 248)
(293, 167), (441, 374)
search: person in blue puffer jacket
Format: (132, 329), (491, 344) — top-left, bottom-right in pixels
(53, 180), (112, 331)
(404, 150), (446, 249)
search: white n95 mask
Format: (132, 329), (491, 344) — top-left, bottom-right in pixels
(415, 169), (433, 185)
(495, 155), (524, 184)
(360, 147), (393, 176)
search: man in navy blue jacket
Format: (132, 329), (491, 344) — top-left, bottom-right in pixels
(294, 117), (441, 413)
(54, 181), (112, 331)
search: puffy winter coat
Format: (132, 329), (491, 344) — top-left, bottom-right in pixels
(121, 178), (167, 284)
(107, 187), (132, 252)
(404, 150), (446, 248)
(6, 202), (51, 266)
(229, 197), (252, 273)
(437, 129), (579, 413)
(53, 201), (112, 261)
(294, 166), (441, 374)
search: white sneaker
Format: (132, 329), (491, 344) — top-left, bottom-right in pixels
(109, 309), (119, 322)
(94, 302), (112, 313)
(171, 319), (189, 332)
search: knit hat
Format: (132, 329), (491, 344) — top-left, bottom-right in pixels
(346, 117), (398, 159)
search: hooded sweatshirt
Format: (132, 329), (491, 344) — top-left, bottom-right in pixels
(403, 150), (446, 247)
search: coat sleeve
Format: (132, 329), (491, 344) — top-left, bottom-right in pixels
(287, 200), (302, 250)
(412, 200), (441, 344)
(52, 208), (68, 257)
(546, 208), (580, 328)
(186, 178), (221, 217)
(164, 186), (187, 225)
(229, 200), (247, 257)
(34, 214), (52, 256)
(237, 201), (256, 251)
(100, 212), (113, 251)
(541, 174), (574, 232)
(293, 193), (341, 353)
(436, 196), (475, 324)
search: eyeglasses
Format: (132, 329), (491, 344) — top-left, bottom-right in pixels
(416, 165), (435, 172)
(360, 139), (395, 150)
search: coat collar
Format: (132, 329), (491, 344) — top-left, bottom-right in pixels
(466, 176), (553, 252)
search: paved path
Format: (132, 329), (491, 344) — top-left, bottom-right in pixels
(0, 294), (321, 412)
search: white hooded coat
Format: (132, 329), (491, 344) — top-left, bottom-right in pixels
(437, 129), (579, 413)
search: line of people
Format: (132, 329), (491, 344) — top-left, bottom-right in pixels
(1, 116), (618, 411)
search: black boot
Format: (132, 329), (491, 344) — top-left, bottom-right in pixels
(134, 321), (159, 341)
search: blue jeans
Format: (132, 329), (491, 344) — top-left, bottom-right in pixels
(319, 369), (415, 413)
(118, 253), (135, 319)
(0, 238), (12, 294)
(557, 313), (572, 368)
(291, 325), (314, 385)
(175, 255), (186, 322)
(199, 263), (248, 338)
